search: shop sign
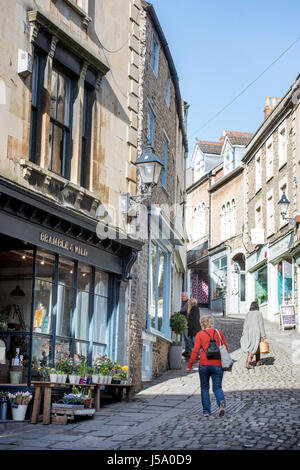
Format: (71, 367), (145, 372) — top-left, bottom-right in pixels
(280, 305), (296, 330)
(247, 245), (268, 272)
(251, 228), (264, 245)
(269, 232), (294, 262)
(40, 232), (88, 257)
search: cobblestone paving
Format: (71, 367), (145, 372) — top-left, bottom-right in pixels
(1, 316), (300, 450)
(115, 317), (300, 450)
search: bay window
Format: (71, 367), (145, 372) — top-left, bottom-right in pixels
(149, 243), (171, 335)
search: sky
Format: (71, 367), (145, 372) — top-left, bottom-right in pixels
(149, 0), (300, 166)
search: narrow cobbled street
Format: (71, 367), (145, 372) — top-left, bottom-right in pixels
(1, 315), (300, 451)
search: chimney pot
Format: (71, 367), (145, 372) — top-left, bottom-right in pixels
(272, 97), (277, 106)
(266, 96), (271, 106)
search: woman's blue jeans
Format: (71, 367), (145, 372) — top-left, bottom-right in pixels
(198, 365), (225, 414)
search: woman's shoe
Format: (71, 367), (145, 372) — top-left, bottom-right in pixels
(246, 361), (254, 369)
(219, 401), (226, 417)
(256, 361), (262, 366)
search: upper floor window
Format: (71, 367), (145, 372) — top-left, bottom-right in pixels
(255, 151), (262, 192)
(80, 85), (94, 189)
(224, 151), (234, 175)
(166, 72), (171, 107)
(266, 136), (273, 181)
(49, 66), (74, 179)
(221, 199), (236, 240)
(147, 101), (156, 146)
(162, 133), (169, 190)
(29, 52), (46, 164)
(151, 31), (159, 76)
(278, 121), (287, 168)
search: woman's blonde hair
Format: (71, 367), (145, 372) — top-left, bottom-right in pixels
(200, 315), (214, 330)
(190, 298), (198, 306)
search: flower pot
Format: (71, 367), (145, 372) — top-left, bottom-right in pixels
(76, 375), (81, 384)
(111, 377), (121, 384)
(0, 399), (8, 420)
(107, 376), (112, 385)
(49, 373), (58, 383)
(60, 374), (67, 383)
(68, 375), (77, 385)
(169, 344), (183, 369)
(79, 376), (88, 384)
(56, 374), (63, 383)
(10, 371), (22, 385)
(92, 374), (98, 384)
(11, 404), (27, 421)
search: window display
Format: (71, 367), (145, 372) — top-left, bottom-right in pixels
(255, 265), (268, 305)
(277, 259), (293, 306)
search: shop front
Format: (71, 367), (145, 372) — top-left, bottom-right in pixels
(268, 232), (295, 326)
(0, 179), (142, 394)
(246, 245), (269, 319)
(209, 248), (228, 313)
(187, 241), (209, 308)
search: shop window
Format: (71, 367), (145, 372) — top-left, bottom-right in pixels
(34, 252), (56, 335)
(149, 244), (170, 334)
(75, 263), (92, 342)
(212, 256), (227, 299)
(93, 270), (109, 352)
(56, 257), (75, 338)
(255, 265), (268, 305)
(277, 259), (293, 306)
(0, 246), (33, 385)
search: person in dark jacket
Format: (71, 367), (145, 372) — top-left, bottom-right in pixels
(180, 292), (192, 356)
(188, 298), (201, 347)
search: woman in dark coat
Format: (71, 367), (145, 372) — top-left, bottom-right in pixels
(188, 298), (201, 346)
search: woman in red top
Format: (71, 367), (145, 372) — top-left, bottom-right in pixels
(186, 315), (229, 417)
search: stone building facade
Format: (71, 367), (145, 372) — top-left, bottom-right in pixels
(0, 0), (157, 397)
(127, 1), (188, 387)
(243, 77), (300, 330)
(186, 131), (253, 314)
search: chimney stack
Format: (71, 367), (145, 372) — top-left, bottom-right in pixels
(264, 96), (281, 120)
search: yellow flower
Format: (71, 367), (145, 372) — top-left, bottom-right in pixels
(122, 366), (128, 372)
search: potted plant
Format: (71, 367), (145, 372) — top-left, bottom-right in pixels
(36, 365), (51, 382)
(111, 362), (122, 384)
(49, 367), (58, 383)
(55, 353), (72, 383)
(169, 312), (188, 369)
(0, 392), (8, 420)
(7, 391), (32, 421)
(120, 365), (128, 385)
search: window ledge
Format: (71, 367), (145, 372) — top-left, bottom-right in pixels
(149, 327), (172, 343)
(20, 159), (102, 218)
(53, 0), (91, 29)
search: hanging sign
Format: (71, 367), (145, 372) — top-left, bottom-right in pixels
(280, 305), (296, 331)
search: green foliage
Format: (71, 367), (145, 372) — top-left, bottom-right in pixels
(170, 312), (187, 344)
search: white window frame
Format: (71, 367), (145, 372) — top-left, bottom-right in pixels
(278, 120), (287, 169)
(255, 150), (262, 192)
(266, 136), (273, 181)
(266, 189), (274, 236)
(230, 199), (236, 237)
(150, 31), (159, 76)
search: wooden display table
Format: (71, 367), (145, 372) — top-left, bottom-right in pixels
(31, 381), (97, 425)
(31, 381), (133, 425)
